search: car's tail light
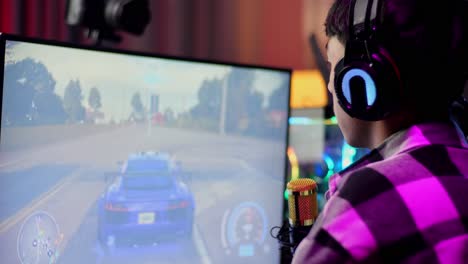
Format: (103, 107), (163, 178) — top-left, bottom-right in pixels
(105, 202), (129, 212)
(178, 200), (189, 208)
(168, 200), (189, 209)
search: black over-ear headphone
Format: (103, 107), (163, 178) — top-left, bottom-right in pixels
(334, 0), (402, 121)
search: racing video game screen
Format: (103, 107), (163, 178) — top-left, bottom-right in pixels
(0, 35), (291, 264)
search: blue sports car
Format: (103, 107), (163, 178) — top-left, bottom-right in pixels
(97, 151), (195, 247)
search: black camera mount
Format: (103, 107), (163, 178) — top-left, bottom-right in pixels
(65, 0), (151, 46)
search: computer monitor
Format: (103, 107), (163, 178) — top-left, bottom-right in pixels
(0, 34), (291, 264)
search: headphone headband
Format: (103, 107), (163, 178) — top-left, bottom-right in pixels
(350, 0), (382, 40)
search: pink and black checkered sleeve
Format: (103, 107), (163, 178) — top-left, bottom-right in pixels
(293, 144), (468, 264)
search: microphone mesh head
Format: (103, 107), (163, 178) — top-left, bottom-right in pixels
(287, 178), (318, 227)
(287, 178), (316, 192)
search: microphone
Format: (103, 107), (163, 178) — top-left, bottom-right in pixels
(287, 178), (318, 253)
(271, 178), (318, 259)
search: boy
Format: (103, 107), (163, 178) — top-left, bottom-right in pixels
(292, 0), (468, 263)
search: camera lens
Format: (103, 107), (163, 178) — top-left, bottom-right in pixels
(105, 0), (151, 35)
(65, 0), (151, 43)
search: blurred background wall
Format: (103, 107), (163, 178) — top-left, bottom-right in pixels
(0, 0), (333, 71)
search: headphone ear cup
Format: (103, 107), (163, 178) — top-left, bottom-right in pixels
(334, 51), (400, 121)
(335, 62), (378, 119)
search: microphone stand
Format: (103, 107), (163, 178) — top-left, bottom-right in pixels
(272, 220), (313, 263)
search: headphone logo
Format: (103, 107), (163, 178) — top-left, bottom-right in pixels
(341, 69), (377, 107)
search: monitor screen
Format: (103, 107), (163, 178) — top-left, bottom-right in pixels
(0, 35), (291, 264)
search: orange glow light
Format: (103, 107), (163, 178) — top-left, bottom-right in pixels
(290, 70), (327, 109)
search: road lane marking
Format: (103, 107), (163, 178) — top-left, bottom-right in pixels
(0, 156), (27, 169)
(0, 169), (81, 233)
(193, 223), (212, 264)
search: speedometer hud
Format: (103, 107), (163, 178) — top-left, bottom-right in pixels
(0, 39), (290, 264)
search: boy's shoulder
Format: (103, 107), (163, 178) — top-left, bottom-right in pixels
(335, 140), (468, 207)
(339, 122), (468, 191)
(327, 143), (468, 263)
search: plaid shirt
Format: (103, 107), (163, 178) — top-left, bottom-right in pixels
(292, 122), (468, 264)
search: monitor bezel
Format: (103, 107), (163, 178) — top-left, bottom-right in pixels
(0, 32), (292, 263)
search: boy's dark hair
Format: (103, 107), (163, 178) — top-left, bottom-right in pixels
(325, 0), (468, 121)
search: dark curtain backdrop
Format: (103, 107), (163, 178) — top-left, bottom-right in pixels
(0, 0), (75, 41)
(0, 0), (317, 69)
